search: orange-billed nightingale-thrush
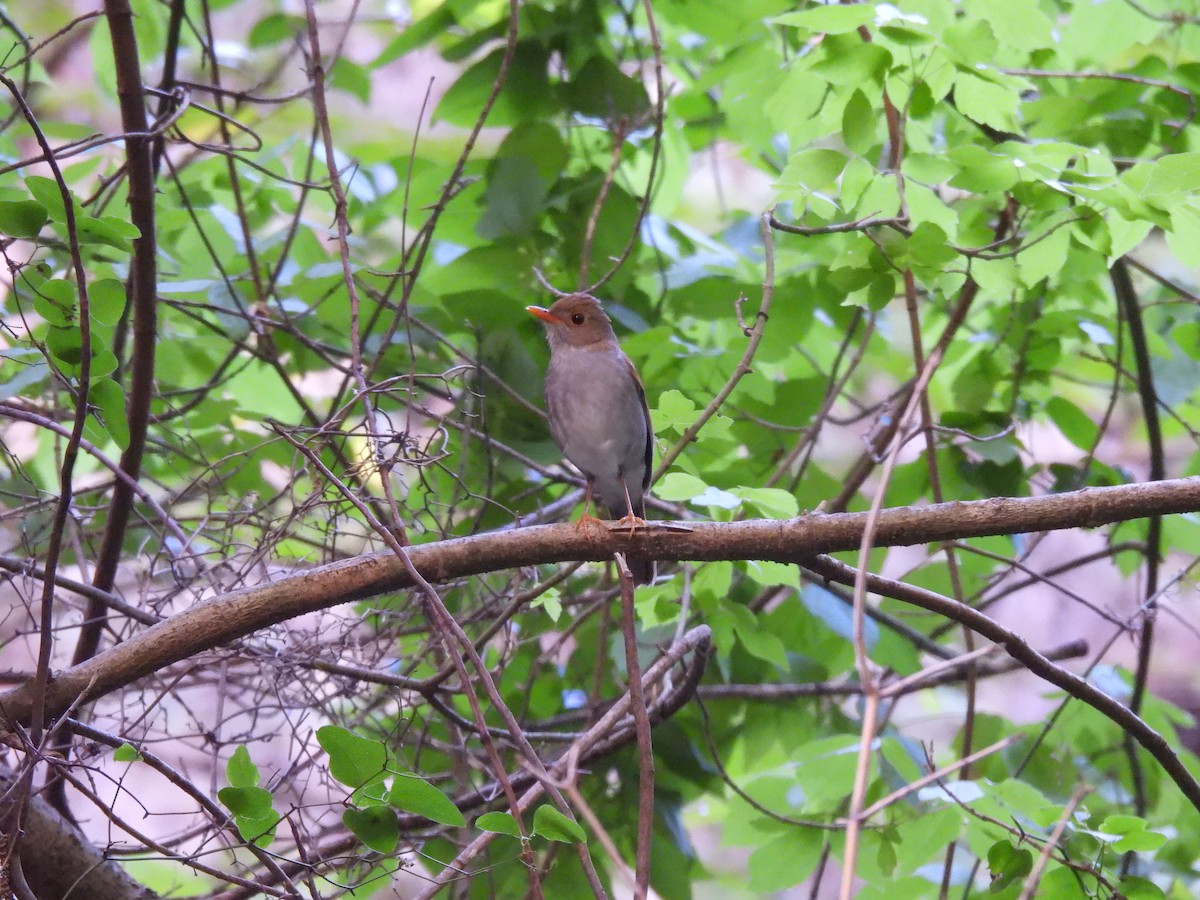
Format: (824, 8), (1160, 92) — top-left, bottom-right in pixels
(527, 294), (655, 585)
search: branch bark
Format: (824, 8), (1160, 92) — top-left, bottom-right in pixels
(1, 475), (1197, 731)
(0, 767), (160, 900)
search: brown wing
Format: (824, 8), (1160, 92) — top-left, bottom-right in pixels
(624, 352), (653, 494)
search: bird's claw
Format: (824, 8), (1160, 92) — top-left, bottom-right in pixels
(574, 513), (608, 535)
(609, 514), (647, 535)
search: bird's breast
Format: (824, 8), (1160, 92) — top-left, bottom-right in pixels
(545, 346), (649, 510)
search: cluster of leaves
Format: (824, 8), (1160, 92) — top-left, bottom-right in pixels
(3, 0), (1200, 897)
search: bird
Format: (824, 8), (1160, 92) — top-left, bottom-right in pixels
(527, 294), (655, 585)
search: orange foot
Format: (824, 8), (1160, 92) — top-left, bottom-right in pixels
(609, 514), (647, 534)
(574, 513), (608, 535)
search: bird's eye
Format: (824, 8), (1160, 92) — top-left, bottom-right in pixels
(571, 313), (585, 325)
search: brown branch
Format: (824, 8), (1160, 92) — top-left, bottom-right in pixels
(75, 0), (160, 665)
(616, 558), (653, 899)
(2, 475), (1198, 733)
(696, 638), (1088, 700)
(803, 554), (1200, 818)
(0, 766), (160, 900)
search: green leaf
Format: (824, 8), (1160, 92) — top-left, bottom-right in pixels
(779, 148), (849, 192)
(531, 804), (586, 843)
(477, 156), (547, 239)
(89, 278), (127, 325)
(249, 12), (305, 47)
(329, 57), (372, 104)
(0, 200), (48, 238)
(375, 6), (456, 67)
(947, 146), (1019, 192)
(343, 806), (398, 854)
(218, 785), (274, 817)
(33, 279), (77, 327)
(771, 5), (874, 33)
(388, 773), (465, 827)
(24, 175), (69, 221)
(954, 73), (1019, 132)
(113, 743), (142, 762)
(226, 745), (259, 788)
(842, 90), (875, 155)
(653, 390), (697, 433)
(654, 472), (709, 503)
(964, 0), (1053, 51)
(812, 42), (891, 86)
(1045, 396), (1098, 452)
(1117, 876), (1167, 899)
(45, 325), (84, 367)
(747, 826), (825, 892)
(1099, 814), (1168, 853)
(317, 725), (388, 788)
(532, 588), (562, 621)
(1125, 152), (1200, 198)
(986, 839), (1033, 891)
(234, 810), (280, 848)
(564, 55), (650, 119)
(734, 487), (799, 519)
(86, 378), (128, 449)
(77, 215), (140, 252)
(435, 44), (554, 128)
(476, 811), (522, 837)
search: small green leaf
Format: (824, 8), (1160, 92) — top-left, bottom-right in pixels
(842, 90), (875, 155)
(653, 390), (696, 432)
(477, 156), (547, 240)
(1099, 814), (1167, 853)
(113, 743), (142, 762)
(317, 725), (388, 788)
(235, 810), (281, 848)
(532, 588), (562, 621)
(1117, 876), (1167, 899)
(734, 487), (799, 519)
(476, 811), (522, 837)
(779, 148), (849, 192)
(33, 279), (76, 327)
(46, 325), (84, 367)
(0, 200), (48, 238)
(1045, 396), (1098, 452)
(986, 839), (1032, 892)
(249, 12), (305, 47)
(948, 146), (1019, 192)
(219, 785), (274, 817)
(226, 745), (259, 788)
(344, 806), (399, 854)
(564, 55), (650, 119)
(24, 175), (69, 221)
(330, 58), (371, 104)
(88, 378), (129, 450)
(388, 774), (466, 827)
(811, 43), (891, 86)
(654, 472), (708, 502)
(954, 73), (1019, 132)
(90, 278), (127, 325)
(531, 805), (586, 843)
(77, 215), (140, 251)
(772, 5), (874, 33)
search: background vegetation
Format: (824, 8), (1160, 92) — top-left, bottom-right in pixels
(2, 0), (1200, 897)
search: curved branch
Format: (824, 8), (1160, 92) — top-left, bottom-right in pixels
(804, 554), (1200, 817)
(76, 0), (159, 665)
(0, 476), (1197, 731)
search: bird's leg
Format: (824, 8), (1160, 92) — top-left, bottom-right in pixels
(611, 472), (647, 533)
(574, 477), (606, 533)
